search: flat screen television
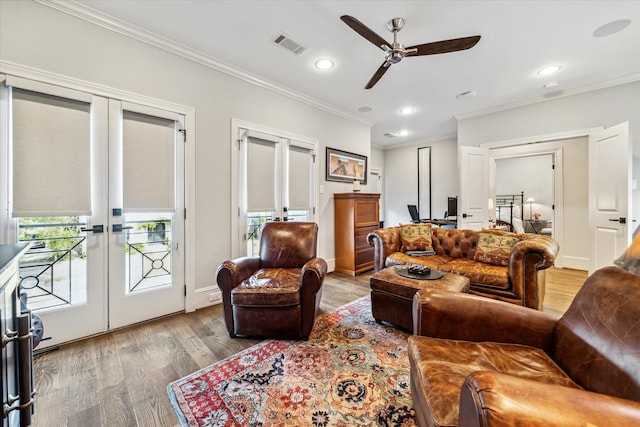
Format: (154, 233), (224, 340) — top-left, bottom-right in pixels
(447, 197), (458, 218)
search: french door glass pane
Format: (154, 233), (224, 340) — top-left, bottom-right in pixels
(18, 216), (87, 310)
(246, 211), (274, 256)
(287, 209), (311, 222)
(125, 213), (172, 293)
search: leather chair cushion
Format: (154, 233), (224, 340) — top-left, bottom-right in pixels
(438, 259), (510, 290)
(409, 335), (581, 427)
(231, 268), (301, 307)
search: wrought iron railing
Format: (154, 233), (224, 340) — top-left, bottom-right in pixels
(125, 219), (172, 293)
(18, 220), (87, 310)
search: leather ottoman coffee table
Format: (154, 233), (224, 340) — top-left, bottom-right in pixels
(369, 266), (470, 331)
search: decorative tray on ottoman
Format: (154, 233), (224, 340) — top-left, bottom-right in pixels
(395, 265), (444, 280)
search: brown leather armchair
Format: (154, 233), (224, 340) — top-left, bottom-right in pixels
(408, 265), (640, 426)
(216, 222), (327, 339)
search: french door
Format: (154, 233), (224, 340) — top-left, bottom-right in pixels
(3, 77), (185, 348)
(237, 128), (317, 257)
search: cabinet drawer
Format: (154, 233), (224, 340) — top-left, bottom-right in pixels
(355, 226), (377, 250)
(356, 247), (374, 266)
(354, 200), (379, 227)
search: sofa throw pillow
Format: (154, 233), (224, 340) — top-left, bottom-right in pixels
(399, 224), (433, 253)
(474, 232), (519, 266)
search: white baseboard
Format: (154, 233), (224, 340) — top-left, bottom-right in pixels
(192, 285), (222, 310)
(561, 255), (589, 271)
(327, 258), (335, 273)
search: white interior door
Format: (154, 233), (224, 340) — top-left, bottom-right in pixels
(459, 146), (489, 230)
(589, 122), (631, 273)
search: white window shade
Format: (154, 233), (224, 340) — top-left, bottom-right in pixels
(288, 145), (312, 210)
(11, 88), (91, 217)
(247, 137), (276, 212)
(123, 111), (176, 212)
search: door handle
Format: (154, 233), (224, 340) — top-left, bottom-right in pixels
(112, 224), (134, 232)
(81, 225), (104, 233)
(462, 213), (473, 218)
(609, 217), (627, 224)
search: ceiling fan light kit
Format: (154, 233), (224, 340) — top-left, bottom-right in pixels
(340, 15), (481, 89)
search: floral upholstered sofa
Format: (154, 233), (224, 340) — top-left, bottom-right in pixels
(366, 224), (559, 310)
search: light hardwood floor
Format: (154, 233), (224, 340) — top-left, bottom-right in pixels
(31, 267), (586, 427)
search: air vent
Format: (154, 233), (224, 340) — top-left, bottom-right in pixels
(273, 34), (307, 55)
(384, 132), (397, 138)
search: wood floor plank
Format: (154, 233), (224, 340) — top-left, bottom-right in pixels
(31, 268), (584, 426)
(99, 383), (138, 427)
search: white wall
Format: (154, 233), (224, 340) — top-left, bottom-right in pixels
(0, 1), (371, 303)
(383, 138), (458, 227)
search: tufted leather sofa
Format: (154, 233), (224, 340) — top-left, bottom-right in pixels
(408, 265), (640, 426)
(367, 226), (558, 309)
(216, 222), (327, 339)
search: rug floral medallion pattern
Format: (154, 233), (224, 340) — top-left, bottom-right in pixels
(168, 296), (416, 426)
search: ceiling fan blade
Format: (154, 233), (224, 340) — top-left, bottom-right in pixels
(340, 15), (390, 50)
(365, 62), (391, 89)
(407, 35), (481, 56)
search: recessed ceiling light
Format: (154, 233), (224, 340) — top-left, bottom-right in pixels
(398, 130), (409, 137)
(400, 106), (415, 115)
(358, 106), (373, 112)
(593, 19), (631, 38)
(315, 59), (334, 70)
(544, 81), (559, 89)
(538, 65), (561, 76)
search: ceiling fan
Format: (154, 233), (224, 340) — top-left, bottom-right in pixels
(340, 15), (481, 89)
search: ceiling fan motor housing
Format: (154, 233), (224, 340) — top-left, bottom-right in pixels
(386, 47), (405, 64)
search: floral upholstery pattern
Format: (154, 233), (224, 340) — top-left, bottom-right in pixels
(399, 224), (433, 252)
(473, 232), (520, 266)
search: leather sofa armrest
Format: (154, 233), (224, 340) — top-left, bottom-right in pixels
(216, 257), (261, 292)
(510, 235), (559, 270)
(413, 289), (557, 353)
(367, 227), (402, 271)
(508, 234), (559, 309)
(301, 257), (328, 295)
(459, 371), (640, 427)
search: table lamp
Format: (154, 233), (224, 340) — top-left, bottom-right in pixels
(526, 197), (535, 219)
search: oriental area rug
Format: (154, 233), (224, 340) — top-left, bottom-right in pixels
(167, 296), (416, 426)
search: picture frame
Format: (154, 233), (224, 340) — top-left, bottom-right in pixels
(326, 147), (368, 184)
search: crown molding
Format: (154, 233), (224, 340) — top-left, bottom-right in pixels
(36, 0), (372, 128)
(1, 60), (196, 116)
(375, 132), (457, 151)
(455, 73), (640, 121)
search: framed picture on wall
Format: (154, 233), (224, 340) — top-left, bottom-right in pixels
(326, 147), (368, 184)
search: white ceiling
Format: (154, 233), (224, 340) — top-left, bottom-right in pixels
(74, 0), (640, 147)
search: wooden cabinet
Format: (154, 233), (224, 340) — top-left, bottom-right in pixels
(334, 193), (380, 276)
(0, 243), (34, 427)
